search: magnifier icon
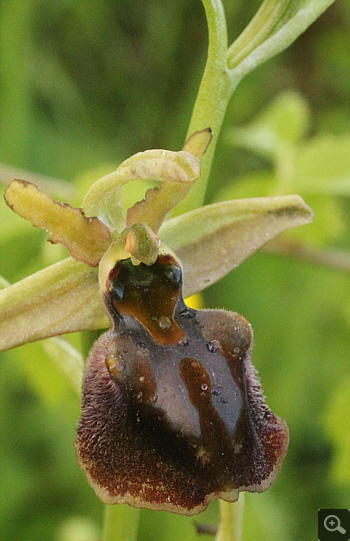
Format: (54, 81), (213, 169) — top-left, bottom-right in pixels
(324, 515), (346, 534)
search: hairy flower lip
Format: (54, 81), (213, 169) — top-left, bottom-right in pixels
(75, 253), (289, 515)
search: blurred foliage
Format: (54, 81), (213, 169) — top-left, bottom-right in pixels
(0, 1), (349, 541)
(216, 91), (349, 245)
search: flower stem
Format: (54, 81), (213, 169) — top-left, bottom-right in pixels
(103, 504), (140, 541)
(173, 0), (241, 217)
(215, 496), (245, 541)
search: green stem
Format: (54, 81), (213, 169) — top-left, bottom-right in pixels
(215, 496), (245, 541)
(227, 0), (290, 69)
(103, 504), (140, 541)
(173, 0), (241, 216)
(175, 0), (336, 218)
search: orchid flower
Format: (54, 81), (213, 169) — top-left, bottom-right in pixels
(0, 0), (339, 537)
(1, 129), (313, 515)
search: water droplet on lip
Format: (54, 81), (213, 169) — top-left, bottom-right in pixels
(158, 316), (171, 329)
(179, 307), (196, 319)
(207, 340), (220, 353)
(106, 355), (125, 374)
(212, 385), (223, 396)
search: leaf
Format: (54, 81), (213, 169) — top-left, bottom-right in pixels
(226, 92), (310, 160)
(159, 195), (313, 297)
(227, 0), (336, 77)
(293, 135), (350, 197)
(4, 180), (111, 266)
(0, 258), (107, 352)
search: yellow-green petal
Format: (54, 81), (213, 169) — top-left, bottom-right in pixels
(4, 179), (111, 266)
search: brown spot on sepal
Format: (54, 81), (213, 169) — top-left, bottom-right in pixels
(75, 254), (289, 515)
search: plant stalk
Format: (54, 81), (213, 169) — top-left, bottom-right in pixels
(215, 496), (245, 541)
(103, 504), (140, 541)
(173, 0), (241, 216)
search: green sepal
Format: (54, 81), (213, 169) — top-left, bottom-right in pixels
(159, 195), (314, 297)
(0, 258), (107, 352)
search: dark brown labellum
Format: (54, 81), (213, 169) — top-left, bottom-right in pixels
(75, 253), (288, 515)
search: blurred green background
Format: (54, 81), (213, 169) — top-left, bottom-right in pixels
(0, 1), (349, 540)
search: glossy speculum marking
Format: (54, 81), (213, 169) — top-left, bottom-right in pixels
(75, 253), (288, 515)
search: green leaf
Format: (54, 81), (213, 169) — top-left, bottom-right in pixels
(226, 91), (310, 160)
(293, 135), (350, 197)
(227, 0), (336, 76)
(159, 195), (314, 297)
(0, 258), (107, 352)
